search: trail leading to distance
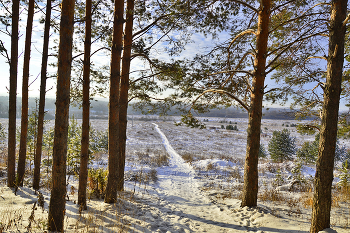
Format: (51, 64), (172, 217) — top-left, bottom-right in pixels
(152, 123), (267, 233)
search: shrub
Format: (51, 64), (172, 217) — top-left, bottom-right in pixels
(272, 169), (285, 188)
(127, 169), (158, 184)
(226, 125), (238, 130)
(297, 133), (348, 164)
(221, 125), (225, 129)
(297, 141), (318, 164)
(88, 168), (108, 199)
(226, 125), (234, 130)
(338, 160), (350, 188)
(149, 169), (158, 182)
(152, 154), (169, 167)
(268, 129), (296, 162)
(206, 162), (215, 171)
(181, 153), (194, 163)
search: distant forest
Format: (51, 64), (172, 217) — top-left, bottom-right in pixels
(0, 96), (314, 120)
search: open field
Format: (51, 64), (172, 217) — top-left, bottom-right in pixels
(0, 117), (349, 232)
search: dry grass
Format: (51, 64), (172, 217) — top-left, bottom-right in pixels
(151, 153), (169, 167)
(0, 147), (7, 167)
(206, 162), (216, 171)
(259, 188), (285, 202)
(125, 168), (158, 184)
(181, 152), (205, 164)
(226, 167), (242, 181)
(181, 153), (195, 163)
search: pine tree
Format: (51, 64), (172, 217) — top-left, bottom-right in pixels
(47, 0), (75, 230)
(17, 0), (35, 187)
(78, 0), (92, 210)
(268, 129), (296, 162)
(310, 0), (348, 231)
(33, 0), (52, 191)
(104, 0), (124, 204)
(8, 0), (20, 188)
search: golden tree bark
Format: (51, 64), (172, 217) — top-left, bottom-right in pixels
(241, 0), (271, 207)
(47, 0), (75, 230)
(310, 0), (347, 232)
(117, 0), (135, 191)
(104, 0), (124, 203)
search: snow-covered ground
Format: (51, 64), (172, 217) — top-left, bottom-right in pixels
(0, 118), (349, 232)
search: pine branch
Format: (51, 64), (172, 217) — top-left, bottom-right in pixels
(228, 0), (258, 13)
(193, 89), (249, 111)
(271, 0), (298, 13)
(228, 29), (256, 51)
(132, 14), (171, 39)
(209, 69), (254, 77)
(266, 30), (328, 74)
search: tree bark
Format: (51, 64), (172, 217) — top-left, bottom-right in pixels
(47, 0), (75, 230)
(117, 0), (135, 192)
(8, 0), (20, 188)
(104, 0), (124, 203)
(16, 0), (35, 187)
(78, 0), (92, 210)
(241, 0), (270, 207)
(310, 0), (347, 232)
(33, 0), (52, 191)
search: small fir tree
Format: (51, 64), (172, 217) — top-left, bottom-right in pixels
(297, 141), (318, 164)
(268, 129), (296, 162)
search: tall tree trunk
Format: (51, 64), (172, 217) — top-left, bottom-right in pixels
(16, 0), (35, 187)
(33, 0), (52, 191)
(117, 0), (134, 192)
(8, 0), (20, 188)
(78, 0), (92, 210)
(310, 0), (347, 232)
(47, 0), (75, 230)
(104, 0), (124, 203)
(241, 0), (270, 207)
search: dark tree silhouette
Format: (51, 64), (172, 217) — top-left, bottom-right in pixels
(104, 0), (124, 203)
(78, 0), (92, 210)
(33, 0), (52, 191)
(17, 0), (35, 187)
(8, 0), (20, 188)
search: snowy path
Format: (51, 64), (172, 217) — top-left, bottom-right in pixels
(151, 123), (268, 233)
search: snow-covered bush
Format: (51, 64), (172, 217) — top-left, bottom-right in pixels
(268, 129), (296, 162)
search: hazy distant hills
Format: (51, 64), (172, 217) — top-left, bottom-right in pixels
(0, 96), (313, 120)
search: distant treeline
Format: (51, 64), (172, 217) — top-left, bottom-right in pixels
(0, 96), (315, 120)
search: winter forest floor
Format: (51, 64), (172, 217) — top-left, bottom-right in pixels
(0, 117), (349, 232)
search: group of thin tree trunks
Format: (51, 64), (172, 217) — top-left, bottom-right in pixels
(5, 0), (348, 232)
